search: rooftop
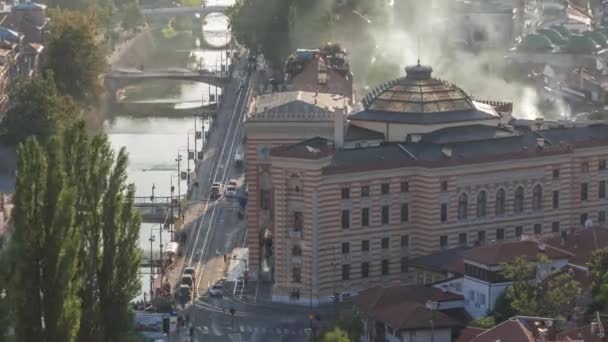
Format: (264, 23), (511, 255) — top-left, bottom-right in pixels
(343, 124), (384, 142)
(557, 312), (608, 342)
(409, 246), (471, 275)
(322, 124), (608, 174)
(468, 317), (555, 342)
(463, 240), (573, 266)
(351, 285), (465, 331)
(271, 137), (334, 160)
(544, 227), (608, 267)
(349, 63), (502, 125)
(247, 91), (347, 122)
(285, 54), (353, 100)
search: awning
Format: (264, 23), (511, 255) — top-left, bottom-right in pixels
(164, 242), (179, 256)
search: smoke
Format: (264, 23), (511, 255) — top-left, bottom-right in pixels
(286, 0), (571, 119)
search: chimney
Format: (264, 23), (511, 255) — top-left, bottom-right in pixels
(441, 146), (452, 157)
(334, 109), (345, 149)
(537, 138), (545, 148)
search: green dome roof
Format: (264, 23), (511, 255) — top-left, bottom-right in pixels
(538, 28), (568, 45)
(518, 34), (555, 51)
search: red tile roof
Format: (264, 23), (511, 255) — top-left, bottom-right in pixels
(455, 327), (487, 342)
(351, 285), (465, 331)
(544, 228), (608, 267)
(463, 240), (573, 266)
(468, 317), (554, 342)
(286, 56), (353, 100)
(556, 313), (608, 342)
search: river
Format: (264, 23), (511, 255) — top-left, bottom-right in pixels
(103, 0), (233, 301)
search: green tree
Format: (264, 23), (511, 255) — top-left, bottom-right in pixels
(120, 0), (144, 32)
(588, 248), (608, 314)
(8, 137), (81, 342)
(323, 327), (351, 342)
(47, 9), (106, 106)
(490, 292), (516, 323)
(501, 256), (540, 316)
(335, 311), (364, 342)
(0, 73), (78, 145)
(543, 272), (581, 320)
(470, 316), (496, 329)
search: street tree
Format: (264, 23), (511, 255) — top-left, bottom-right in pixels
(8, 136), (81, 342)
(120, 0), (144, 32)
(542, 271), (581, 321)
(0, 73), (78, 145)
(470, 316), (496, 329)
(588, 248), (608, 314)
(323, 327), (351, 342)
(47, 9), (106, 106)
(501, 256), (540, 316)
(59, 123), (142, 342)
(335, 311), (364, 342)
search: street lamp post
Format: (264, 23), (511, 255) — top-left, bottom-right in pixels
(426, 300), (440, 342)
(149, 233), (156, 301)
(175, 153), (182, 217)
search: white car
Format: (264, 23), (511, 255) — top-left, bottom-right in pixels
(224, 180), (237, 197)
(210, 182), (222, 200)
(209, 285), (223, 297)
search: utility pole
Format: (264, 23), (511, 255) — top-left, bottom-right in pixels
(176, 154), (182, 217)
(159, 222), (164, 277)
(170, 178), (175, 241)
(186, 135), (191, 186)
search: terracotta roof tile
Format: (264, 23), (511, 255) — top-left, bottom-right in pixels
(463, 240), (573, 266)
(544, 228), (608, 267)
(455, 327), (487, 342)
(286, 56), (353, 100)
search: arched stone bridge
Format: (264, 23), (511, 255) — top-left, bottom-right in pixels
(104, 69), (229, 103)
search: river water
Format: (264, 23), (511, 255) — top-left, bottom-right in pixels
(103, 0), (233, 300)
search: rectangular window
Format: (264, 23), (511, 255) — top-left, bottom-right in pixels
(515, 226), (523, 237)
(600, 181), (606, 199)
(260, 189), (270, 210)
(441, 203), (448, 222)
(341, 187), (350, 199)
(440, 235), (448, 248)
(361, 185), (370, 197)
(401, 203), (409, 222)
(292, 267), (301, 283)
(381, 205), (390, 225)
(478, 230), (486, 242)
(401, 257), (408, 273)
(582, 162), (590, 173)
(553, 169), (560, 179)
(341, 210), (350, 229)
(600, 160), (607, 170)
(361, 240), (370, 252)
(496, 228), (504, 240)
(342, 264), (350, 280)
(581, 213), (589, 225)
(401, 181), (409, 193)
(552, 221), (560, 233)
(600, 211), (606, 223)
(534, 224), (542, 235)
(401, 235), (409, 248)
(293, 212), (303, 231)
(381, 237), (390, 249)
(361, 208), (369, 227)
(459, 233), (467, 245)
(582, 183), (589, 201)
(381, 259), (389, 275)
(342, 242), (350, 254)
(440, 180), (448, 192)
(553, 190), (560, 209)
(361, 262), (369, 278)
(381, 183), (390, 195)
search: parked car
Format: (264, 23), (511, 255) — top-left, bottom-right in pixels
(209, 285), (223, 297)
(210, 182), (222, 200)
(225, 180), (237, 197)
(179, 284), (191, 302)
(181, 274), (194, 290)
(183, 266), (196, 279)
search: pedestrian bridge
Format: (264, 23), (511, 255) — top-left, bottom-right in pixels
(141, 4), (230, 17)
(133, 195), (185, 223)
(104, 69), (229, 102)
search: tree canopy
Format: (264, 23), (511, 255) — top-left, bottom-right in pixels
(4, 123), (142, 342)
(589, 248), (608, 315)
(47, 9), (107, 106)
(323, 327), (351, 342)
(0, 73), (78, 146)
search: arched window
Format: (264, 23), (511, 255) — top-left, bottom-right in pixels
(495, 189), (505, 216)
(514, 186), (524, 213)
(532, 185), (542, 211)
(477, 191), (487, 218)
(458, 193), (468, 220)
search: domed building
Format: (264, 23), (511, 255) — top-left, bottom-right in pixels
(244, 63), (608, 309)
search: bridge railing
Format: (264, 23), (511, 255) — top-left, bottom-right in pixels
(133, 195), (186, 207)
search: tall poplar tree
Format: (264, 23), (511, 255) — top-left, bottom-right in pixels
(8, 137), (81, 342)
